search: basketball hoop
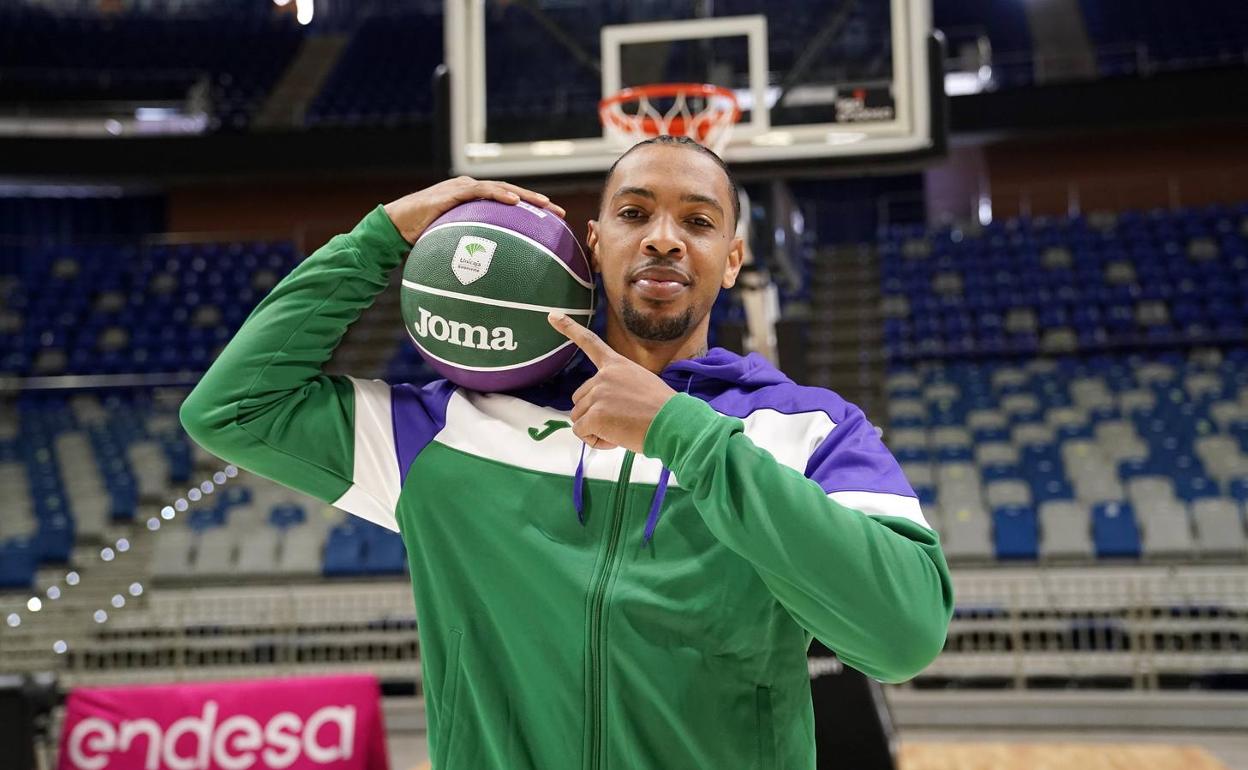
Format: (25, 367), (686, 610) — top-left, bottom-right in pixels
(599, 83), (741, 155)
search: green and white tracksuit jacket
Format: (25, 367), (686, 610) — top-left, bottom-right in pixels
(180, 205), (954, 770)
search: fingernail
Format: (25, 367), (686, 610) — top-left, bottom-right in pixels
(548, 311), (567, 323)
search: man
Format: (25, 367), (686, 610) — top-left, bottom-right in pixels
(181, 135), (952, 769)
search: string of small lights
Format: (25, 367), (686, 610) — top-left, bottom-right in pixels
(3, 464), (241, 656)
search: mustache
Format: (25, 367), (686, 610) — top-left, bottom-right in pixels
(628, 260), (694, 284)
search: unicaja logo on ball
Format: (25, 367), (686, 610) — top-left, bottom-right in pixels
(411, 306), (518, 351)
(451, 235), (497, 285)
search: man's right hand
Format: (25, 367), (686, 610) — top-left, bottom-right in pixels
(383, 176), (567, 244)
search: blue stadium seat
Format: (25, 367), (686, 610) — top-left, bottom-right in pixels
(992, 505), (1039, 560)
(1092, 501), (1142, 559)
(322, 524), (367, 577)
(0, 537), (38, 588)
(269, 503), (307, 529)
(364, 528), (407, 575)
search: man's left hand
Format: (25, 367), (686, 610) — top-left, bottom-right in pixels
(548, 312), (677, 453)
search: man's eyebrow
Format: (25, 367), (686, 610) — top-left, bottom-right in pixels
(681, 193), (724, 217)
(612, 186), (656, 201)
(612, 187), (726, 217)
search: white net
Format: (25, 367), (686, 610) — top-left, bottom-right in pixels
(599, 83), (740, 155)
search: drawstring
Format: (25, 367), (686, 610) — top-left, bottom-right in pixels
(573, 442), (587, 524)
(642, 467), (671, 546)
(570, 373), (693, 546)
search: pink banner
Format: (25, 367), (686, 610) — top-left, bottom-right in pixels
(58, 675), (389, 770)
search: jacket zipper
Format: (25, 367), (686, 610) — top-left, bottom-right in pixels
(587, 450), (634, 770)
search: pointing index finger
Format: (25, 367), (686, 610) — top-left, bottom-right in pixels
(548, 312), (613, 367)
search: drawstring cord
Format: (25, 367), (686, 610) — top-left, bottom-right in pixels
(572, 372), (693, 546)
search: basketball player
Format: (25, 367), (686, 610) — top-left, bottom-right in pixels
(181, 136), (952, 769)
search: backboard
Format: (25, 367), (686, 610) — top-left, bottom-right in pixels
(445, 0), (942, 179)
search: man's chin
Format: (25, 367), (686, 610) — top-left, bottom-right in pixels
(620, 300), (695, 343)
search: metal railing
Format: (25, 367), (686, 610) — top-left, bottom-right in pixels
(4, 565), (1245, 691)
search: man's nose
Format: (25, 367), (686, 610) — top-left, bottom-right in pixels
(642, 216), (684, 257)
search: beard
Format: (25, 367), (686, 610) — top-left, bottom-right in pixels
(620, 296), (696, 342)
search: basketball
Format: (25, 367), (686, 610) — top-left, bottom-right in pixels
(400, 199), (594, 391)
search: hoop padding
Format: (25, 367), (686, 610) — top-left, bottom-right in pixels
(599, 83), (741, 155)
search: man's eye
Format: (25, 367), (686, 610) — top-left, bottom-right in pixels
(620, 209), (643, 219)
(690, 217), (713, 228)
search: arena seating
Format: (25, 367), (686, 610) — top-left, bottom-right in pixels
(1, 236), (298, 377)
(933, 0), (1034, 87)
(1079, 0), (1248, 77)
(0, 5), (303, 131)
(0, 388), (409, 590)
(885, 352), (1248, 563)
(305, 10), (444, 127)
(0, 195), (165, 242)
(879, 202), (1248, 565)
(881, 204), (1248, 361)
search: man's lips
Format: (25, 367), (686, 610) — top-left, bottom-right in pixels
(629, 266), (691, 284)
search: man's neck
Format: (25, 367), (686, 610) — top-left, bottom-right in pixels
(604, 317), (709, 375)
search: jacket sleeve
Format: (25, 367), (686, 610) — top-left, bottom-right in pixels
(643, 393), (954, 683)
(179, 205), (449, 532)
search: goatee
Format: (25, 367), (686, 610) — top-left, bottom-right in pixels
(620, 298), (695, 342)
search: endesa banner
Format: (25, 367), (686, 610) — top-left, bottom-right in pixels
(58, 675), (389, 770)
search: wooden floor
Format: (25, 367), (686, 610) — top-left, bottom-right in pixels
(899, 742), (1231, 770)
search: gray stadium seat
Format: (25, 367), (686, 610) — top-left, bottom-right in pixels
(278, 526), (327, 576)
(886, 371), (921, 393)
(1072, 473), (1126, 505)
(975, 442), (1019, 466)
(1140, 510), (1195, 559)
(1045, 407), (1088, 429)
(1135, 362), (1176, 386)
(1117, 388), (1158, 414)
(1012, 423), (1055, 447)
(151, 529), (195, 581)
(1094, 420), (1138, 446)
(191, 529), (237, 578)
(1070, 378), (1115, 411)
(1185, 373), (1224, 401)
(1126, 477), (1177, 507)
(235, 527), (282, 576)
(901, 462), (933, 488)
(1026, 358), (1060, 375)
(938, 463), (981, 501)
(991, 368), (1028, 391)
(1209, 401), (1247, 433)
(931, 426), (972, 449)
(889, 399), (925, 421)
(887, 428), (927, 450)
(986, 480), (1031, 509)
(128, 440), (171, 500)
(1192, 499), (1248, 557)
(1194, 436), (1248, 483)
(938, 506), (993, 561)
(1039, 500), (1094, 560)
(1001, 393), (1041, 418)
(924, 382), (960, 403)
(967, 409), (1009, 431)
(1061, 439), (1102, 465)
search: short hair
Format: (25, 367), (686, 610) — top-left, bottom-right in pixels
(601, 135), (740, 227)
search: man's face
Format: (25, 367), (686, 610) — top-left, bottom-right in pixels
(588, 144), (744, 343)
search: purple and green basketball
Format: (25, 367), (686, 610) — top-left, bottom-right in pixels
(401, 199), (594, 392)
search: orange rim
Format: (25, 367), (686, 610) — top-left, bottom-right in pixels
(598, 82), (741, 140)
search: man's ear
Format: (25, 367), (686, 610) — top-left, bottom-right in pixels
(586, 219), (601, 273)
(721, 236), (745, 289)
